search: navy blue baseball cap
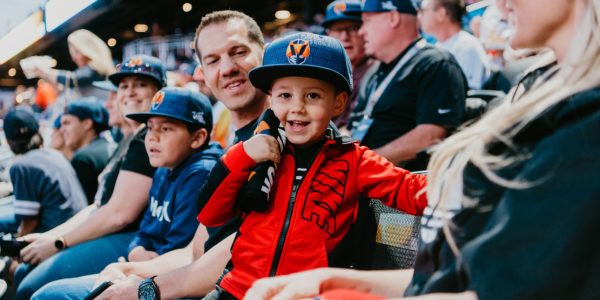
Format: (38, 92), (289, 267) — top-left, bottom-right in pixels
(64, 100), (110, 130)
(53, 114), (63, 129)
(3, 109), (39, 141)
(360, 0), (418, 15)
(108, 55), (167, 88)
(126, 87), (213, 134)
(92, 80), (118, 92)
(322, 0), (363, 28)
(249, 32), (353, 94)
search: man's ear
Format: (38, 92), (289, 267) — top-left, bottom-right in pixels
(333, 91), (348, 117)
(82, 118), (94, 131)
(389, 11), (403, 27)
(190, 128), (209, 150)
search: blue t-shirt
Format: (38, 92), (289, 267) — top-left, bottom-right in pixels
(9, 148), (88, 232)
(128, 143), (222, 255)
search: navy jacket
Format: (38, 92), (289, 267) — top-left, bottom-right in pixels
(128, 143), (222, 255)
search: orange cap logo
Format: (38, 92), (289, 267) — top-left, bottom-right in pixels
(333, 2), (347, 14)
(286, 39), (310, 65)
(151, 91), (165, 110)
(125, 57), (144, 67)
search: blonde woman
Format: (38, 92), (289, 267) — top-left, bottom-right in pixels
(243, 0), (600, 299)
(32, 29), (115, 99)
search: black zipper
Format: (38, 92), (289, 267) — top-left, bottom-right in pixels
(268, 175), (302, 277)
(268, 149), (321, 277)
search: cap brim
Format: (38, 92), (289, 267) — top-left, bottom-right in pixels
(125, 112), (197, 126)
(92, 80), (117, 92)
(322, 15), (362, 28)
(249, 64), (352, 94)
(108, 72), (163, 88)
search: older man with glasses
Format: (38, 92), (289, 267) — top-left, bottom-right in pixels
(322, 0), (374, 130)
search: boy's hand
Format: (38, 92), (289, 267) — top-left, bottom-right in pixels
(95, 263), (128, 288)
(243, 134), (281, 164)
(127, 246), (159, 262)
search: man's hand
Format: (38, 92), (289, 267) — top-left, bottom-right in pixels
(95, 263), (128, 289)
(128, 246), (159, 262)
(96, 275), (143, 300)
(19, 235), (58, 264)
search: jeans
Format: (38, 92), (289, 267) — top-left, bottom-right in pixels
(15, 232), (135, 299)
(31, 274), (96, 300)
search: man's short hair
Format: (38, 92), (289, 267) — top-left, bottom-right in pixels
(194, 10), (265, 60)
(434, 0), (465, 24)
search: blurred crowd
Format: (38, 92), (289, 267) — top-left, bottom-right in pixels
(0, 0), (597, 299)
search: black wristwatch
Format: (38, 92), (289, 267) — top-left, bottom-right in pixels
(138, 276), (160, 300)
(54, 236), (67, 250)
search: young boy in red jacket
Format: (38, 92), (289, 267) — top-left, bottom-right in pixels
(197, 32), (427, 299)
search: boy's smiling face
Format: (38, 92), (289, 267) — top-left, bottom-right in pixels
(271, 76), (347, 147)
(145, 116), (206, 169)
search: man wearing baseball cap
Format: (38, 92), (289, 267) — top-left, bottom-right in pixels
(0, 109), (87, 236)
(349, 0), (467, 171)
(93, 80), (124, 143)
(61, 100), (114, 204)
(322, 0), (374, 129)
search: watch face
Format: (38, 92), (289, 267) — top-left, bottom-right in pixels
(54, 239), (64, 250)
(138, 279), (158, 300)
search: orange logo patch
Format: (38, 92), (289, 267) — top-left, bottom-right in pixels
(151, 91), (165, 110)
(333, 2), (347, 14)
(254, 120), (271, 134)
(286, 39), (310, 65)
(126, 57), (144, 67)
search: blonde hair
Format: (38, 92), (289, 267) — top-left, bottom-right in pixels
(427, 0), (600, 254)
(67, 29), (116, 76)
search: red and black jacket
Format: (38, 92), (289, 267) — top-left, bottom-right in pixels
(197, 129), (427, 299)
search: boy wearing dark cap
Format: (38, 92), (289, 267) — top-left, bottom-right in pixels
(1, 110), (87, 235)
(62, 100), (115, 204)
(125, 87), (222, 261)
(197, 32), (428, 299)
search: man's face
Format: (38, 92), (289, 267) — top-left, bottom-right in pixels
(417, 0), (439, 34)
(60, 114), (90, 150)
(359, 12), (393, 60)
(326, 20), (366, 66)
(196, 19), (264, 113)
(104, 91), (124, 127)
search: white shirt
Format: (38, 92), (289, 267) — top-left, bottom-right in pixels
(438, 31), (491, 89)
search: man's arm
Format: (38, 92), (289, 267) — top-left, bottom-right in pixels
(20, 171), (151, 264)
(106, 225), (208, 280)
(63, 170), (152, 246)
(373, 124), (446, 165)
(97, 233), (234, 300)
(156, 233), (233, 299)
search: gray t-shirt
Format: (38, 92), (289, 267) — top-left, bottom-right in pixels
(9, 148), (87, 232)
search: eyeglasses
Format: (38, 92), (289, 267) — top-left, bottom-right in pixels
(326, 24), (361, 37)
